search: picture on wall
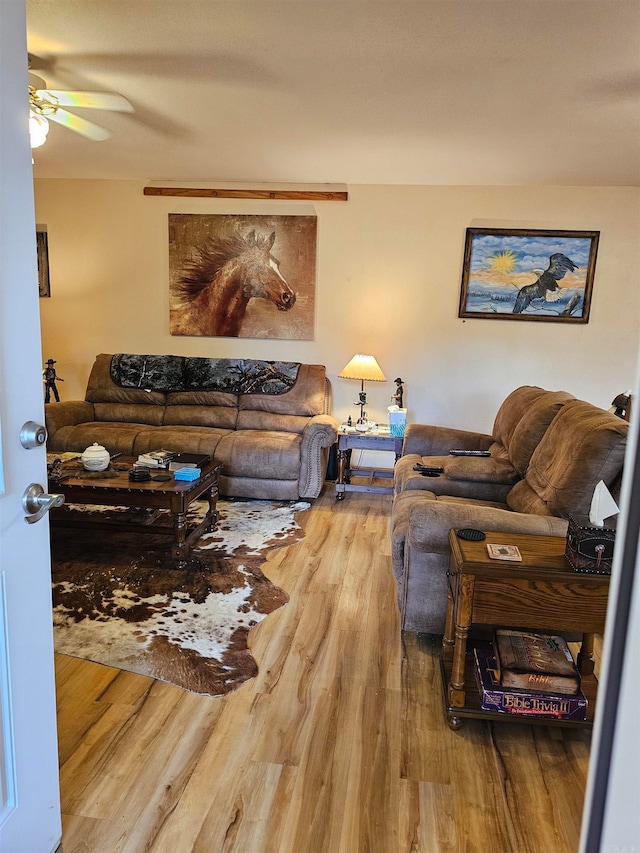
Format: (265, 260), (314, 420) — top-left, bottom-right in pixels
(36, 226), (50, 297)
(458, 228), (599, 323)
(169, 214), (316, 339)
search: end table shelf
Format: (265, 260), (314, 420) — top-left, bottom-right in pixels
(440, 641), (599, 730)
(441, 530), (610, 730)
(335, 429), (403, 500)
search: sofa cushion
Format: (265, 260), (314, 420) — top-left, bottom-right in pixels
(394, 453), (516, 503)
(491, 386), (574, 476)
(163, 404), (238, 430)
(507, 400), (628, 518)
(93, 402), (166, 426)
(216, 431), (302, 480)
(238, 364), (328, 419)
(236, 410), (314, 434)
(131, 426), (231, 457)
(46, 421), (150, 455)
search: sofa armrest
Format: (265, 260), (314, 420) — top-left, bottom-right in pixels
(407, 499), (568, 555)
(45, 401), (95, 442)
(402, 423), (493, 457)
(392, 495), (569, 634)
(298, 414), (339, 499)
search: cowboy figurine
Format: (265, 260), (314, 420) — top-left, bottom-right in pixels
(43, 358), (64, 402)
(392, 377), (404, 409)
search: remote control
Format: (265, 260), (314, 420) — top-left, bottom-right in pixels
(456, 528), (486, 541)
(449, 450), (491, 457)
(413, 464), (444, 474)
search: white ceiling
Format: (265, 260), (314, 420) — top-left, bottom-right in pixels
(26, 0), (640, 186)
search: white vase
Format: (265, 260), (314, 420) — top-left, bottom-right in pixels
(81, 443), (110, 471)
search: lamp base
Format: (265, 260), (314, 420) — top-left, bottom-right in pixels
(354, 388), (367, 423)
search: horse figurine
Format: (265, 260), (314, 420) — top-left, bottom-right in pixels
(171, 229), (296, 337)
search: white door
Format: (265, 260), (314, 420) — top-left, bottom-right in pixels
(0, 2), (62, 851)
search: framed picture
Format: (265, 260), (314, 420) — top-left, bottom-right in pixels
(458, 228), (599, 323)
(36, 227), (50, 297)
(169, 213), (316, 339)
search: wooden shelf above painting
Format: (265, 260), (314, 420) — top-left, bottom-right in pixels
(143, 185), (348, 201)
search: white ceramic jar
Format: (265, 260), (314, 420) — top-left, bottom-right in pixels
(81, 443), (110, 472)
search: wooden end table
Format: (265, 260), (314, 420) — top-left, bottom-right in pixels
(335, 429), (404, 500)
(48, 456), (221, 566)
(441, 529), (610, 730)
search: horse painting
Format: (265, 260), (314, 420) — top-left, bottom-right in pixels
(170, 230), (297, 337)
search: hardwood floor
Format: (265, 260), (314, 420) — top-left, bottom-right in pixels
(56, 488), (592, 852)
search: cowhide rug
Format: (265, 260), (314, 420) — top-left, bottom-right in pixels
(51, 499), (309, 696)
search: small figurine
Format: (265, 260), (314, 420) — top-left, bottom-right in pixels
(610, 391), (632, 420)
(392, 377), (404, 409)
(43, 358), (64, 403)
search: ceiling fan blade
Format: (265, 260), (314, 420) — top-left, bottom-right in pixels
(38, 89), (133, 113)
(47, 108), (112, 141)
(28, 73), (47, 90)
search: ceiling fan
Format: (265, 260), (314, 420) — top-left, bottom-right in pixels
(28, 55), (133, 149)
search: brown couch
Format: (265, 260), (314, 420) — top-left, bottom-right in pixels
(395, 386), (576, 502)
(45, 353), (339, 500)
(390, 389), (628, 633)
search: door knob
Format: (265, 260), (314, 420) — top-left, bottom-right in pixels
(22, 483), (65, 524)
(20, 421), (48, 449)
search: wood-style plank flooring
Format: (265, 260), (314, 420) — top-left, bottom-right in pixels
(56, 488), (592, 852)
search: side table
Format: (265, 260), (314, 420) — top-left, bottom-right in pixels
(441, 529), (610, 730)
(335, 429), (404, 500)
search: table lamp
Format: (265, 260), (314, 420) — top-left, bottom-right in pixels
(338, 354), (386, 425)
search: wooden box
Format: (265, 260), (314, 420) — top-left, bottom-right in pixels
(565, 514), (616, 575)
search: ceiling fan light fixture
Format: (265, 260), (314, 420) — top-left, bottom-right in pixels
(29, 109), (49, 148)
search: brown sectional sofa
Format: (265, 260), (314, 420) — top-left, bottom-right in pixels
(391, 387), (629, 634)
(394, 386), (575, 502)
(45, 353), (339, 500)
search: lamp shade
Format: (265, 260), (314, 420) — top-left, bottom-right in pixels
(338, 354), (386, 382)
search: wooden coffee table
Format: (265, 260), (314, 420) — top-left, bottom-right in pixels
(441, 529), (610, 730)
(49, 456), (221, 565)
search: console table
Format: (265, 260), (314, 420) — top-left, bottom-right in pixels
(335, 429), (403, 500)
(441, 529), (610, 730)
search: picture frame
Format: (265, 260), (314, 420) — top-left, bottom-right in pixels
(458, 228), (599, 323)
(36, 226), (50, 297)
(169, 213), (316, 340)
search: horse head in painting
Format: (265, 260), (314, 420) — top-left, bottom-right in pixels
(173, 229), (296, 337)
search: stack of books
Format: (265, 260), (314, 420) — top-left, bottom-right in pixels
(474, 629), (588, 721)
(134, 450), (179, 469)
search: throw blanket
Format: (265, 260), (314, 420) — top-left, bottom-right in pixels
(110, 354), (300, 395)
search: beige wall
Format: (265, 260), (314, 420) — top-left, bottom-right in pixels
(35, 180), (639, 434)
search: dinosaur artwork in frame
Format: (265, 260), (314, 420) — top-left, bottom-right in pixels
(458, 228), (599, 323)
